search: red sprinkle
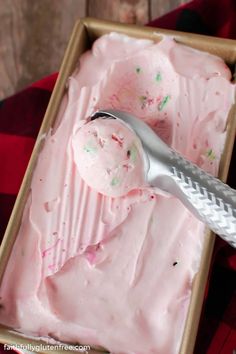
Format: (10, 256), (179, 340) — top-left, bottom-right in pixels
(112, 134), (123, 147)
(98, 138), (105, 148)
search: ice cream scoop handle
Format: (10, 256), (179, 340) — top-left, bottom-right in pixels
(169, 151), (236, 247)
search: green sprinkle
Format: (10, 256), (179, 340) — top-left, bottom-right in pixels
(130, 145), (138, 163)
(83, 144), (97, 153)
(206, 149), (216, 160)
(158, 95), (170, 111)
(155, 72), (162, 82)
(139, 95), (147, 102)
(136, 67), (141, 74)
(139, 95), (147, 109)
(111, 177), (120, 186)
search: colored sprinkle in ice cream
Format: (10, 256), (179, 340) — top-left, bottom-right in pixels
(158, 95), (171, 111)
(111, 177), (120, 186)
(139, 95), (147, 103)
(139, 95), (148, 109)
(206, 148), (216, 160)
(136, 67), (141, 74)
(129, 145), (138, 163)
(155, 72), (162, 82)
(84, 144), (97, 153)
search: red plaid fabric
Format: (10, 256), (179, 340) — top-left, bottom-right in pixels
(0, 0), (235, 353)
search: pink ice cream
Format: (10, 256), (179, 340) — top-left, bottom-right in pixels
(0, 33), (234, 354)
(72, 118), (145, 197)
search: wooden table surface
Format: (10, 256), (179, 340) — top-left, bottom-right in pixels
(0, 0), (188, 99)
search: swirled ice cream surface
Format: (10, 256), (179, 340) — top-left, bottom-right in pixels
(0, 33), (235, 354)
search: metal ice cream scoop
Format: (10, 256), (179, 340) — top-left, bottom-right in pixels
(92, 109), (236, 247)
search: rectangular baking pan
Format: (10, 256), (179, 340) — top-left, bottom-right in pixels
(0, 17), (235, 354)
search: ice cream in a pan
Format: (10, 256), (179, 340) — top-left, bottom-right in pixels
(0, 33), (234, 354)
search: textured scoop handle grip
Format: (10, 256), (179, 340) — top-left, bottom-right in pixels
(170, 151), (236, 247)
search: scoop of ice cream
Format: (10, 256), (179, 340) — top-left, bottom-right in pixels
(72, 118), (145, 197)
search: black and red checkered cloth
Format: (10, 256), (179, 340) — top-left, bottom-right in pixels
(0, 0), (235, 353)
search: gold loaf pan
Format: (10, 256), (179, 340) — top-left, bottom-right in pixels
(0, 17), (235, 354)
